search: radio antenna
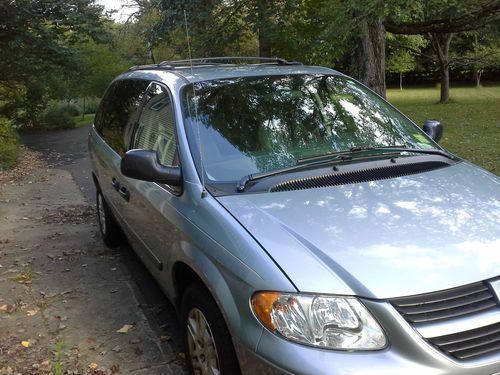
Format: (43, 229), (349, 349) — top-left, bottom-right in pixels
(184, 10), (207, 198)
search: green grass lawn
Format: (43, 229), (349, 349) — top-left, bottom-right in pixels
(387, 85), (500, 175)
(73, 113), (95, 127)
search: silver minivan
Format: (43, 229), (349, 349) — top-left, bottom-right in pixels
(89, 57), (500, 374)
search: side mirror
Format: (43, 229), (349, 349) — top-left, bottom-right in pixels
(423, 120), (443, 143)
(121, 149), (182, 186)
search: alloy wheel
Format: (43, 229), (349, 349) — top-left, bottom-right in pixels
(186, 308), (220, 375)
(97, 192), (106, 235)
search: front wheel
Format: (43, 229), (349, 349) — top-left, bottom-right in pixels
(181, 284), (241, 375)
(96, 189), (122, 247)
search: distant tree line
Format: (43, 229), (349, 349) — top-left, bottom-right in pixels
(0, 0), (499, 130)
(124, 0), (500, 103)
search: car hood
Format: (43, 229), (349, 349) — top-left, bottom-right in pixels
(217, 162), (500, 299)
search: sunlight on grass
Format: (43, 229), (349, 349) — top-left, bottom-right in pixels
(388, 85), (500, 175)
(72, 114), (95, 127)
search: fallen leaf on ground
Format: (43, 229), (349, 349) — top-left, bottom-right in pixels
(116, 324), (135, 334)
(26, 309), (38, 316)
(0, 304), (16, 313)
(88, 363), (98, 370)
(159, 335), (171, 342)
(21, 340), (30, 348)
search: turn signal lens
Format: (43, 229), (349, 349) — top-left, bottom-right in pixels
(251, 291), (281, 331)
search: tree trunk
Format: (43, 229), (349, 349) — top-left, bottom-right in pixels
(259, 30), (272, 57)
(440, 65), (450, 103)
(430, 32), (453, 103)
(82, 96), (85, 120)
(358, 17), (386, 98)
(471, 66), (478, 86)
(400, 72), (403, 90)
(257, 0), (272, 57)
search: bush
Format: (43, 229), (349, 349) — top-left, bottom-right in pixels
(77, 97), (100, 114)
(0, 117), (20, 169)
(64, 103), (81, 117)
(40, 103), (77, 129)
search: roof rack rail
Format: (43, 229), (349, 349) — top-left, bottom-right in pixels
(129, 56), (302, 71)
(128, 63), (174, 71)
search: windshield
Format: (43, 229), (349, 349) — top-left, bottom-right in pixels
(183, 74), (437, 183)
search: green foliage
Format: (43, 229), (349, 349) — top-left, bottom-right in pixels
(51, 336), (66, 375)
(75, 97), (100, 114)
(40, 103), (77, 130)
(0, 117), (20, 170)
(77, 39), (128, 98)
(0, 0), (106, 86)
(0, 0), (498, 132)
(0, 0), (109, 128)
(386, 34), (427, 73)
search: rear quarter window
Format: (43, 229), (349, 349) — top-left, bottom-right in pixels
(95, 79), (150, 155)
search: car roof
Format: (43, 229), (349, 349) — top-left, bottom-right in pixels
(118, 61), (342, 84)
(172, 64), (340, 83)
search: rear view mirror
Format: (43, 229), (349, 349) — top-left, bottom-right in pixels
(423, 120), (443, 143)
(121, 149), (182, 186)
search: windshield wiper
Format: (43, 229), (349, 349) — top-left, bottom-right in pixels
(297, 145), (406, 164)
(236, 146), (458, 192)
(356, 146), (457, 160)
(298, 146), (457, 164)
(236, 151), (384, 192)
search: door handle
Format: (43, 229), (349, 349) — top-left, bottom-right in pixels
(111, 177), (120, 191)
(119, 186), (130, 201)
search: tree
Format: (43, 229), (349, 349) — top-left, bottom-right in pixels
(386, 34), (426, 90)
(384, 0), (500, 103)
(0, 0), (108, 126)
(69, 39), (129, 117)
(460, 26), (500, 86)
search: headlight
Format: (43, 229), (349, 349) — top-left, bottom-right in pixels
(251, 292), (386, 350)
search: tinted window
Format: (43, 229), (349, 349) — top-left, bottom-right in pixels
(134, 83), (177, 166)
(183, 75), (436, 182)
(95, 79), (150, 155)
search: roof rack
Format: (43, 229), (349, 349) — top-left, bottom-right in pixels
(129, 56), (302, 71)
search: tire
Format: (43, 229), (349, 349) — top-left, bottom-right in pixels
(96, 189), (122, 247)
(181, 284), (241, 375)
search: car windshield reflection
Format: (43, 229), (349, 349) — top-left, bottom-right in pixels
(183, 75), (436, 183)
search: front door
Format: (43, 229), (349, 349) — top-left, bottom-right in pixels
(121, 82), (181, 274)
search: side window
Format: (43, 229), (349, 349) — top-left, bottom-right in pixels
(95, 79), (150, 155)
(134, 83), (178, 166)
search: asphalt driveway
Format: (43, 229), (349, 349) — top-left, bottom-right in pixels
(0, 125), (188, 374)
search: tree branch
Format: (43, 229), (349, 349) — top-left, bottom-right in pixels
(390, 42), (436, 62)
(384, 0), (500, 34)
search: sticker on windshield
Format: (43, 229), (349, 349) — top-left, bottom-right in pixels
(413, 133), (434, 148)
